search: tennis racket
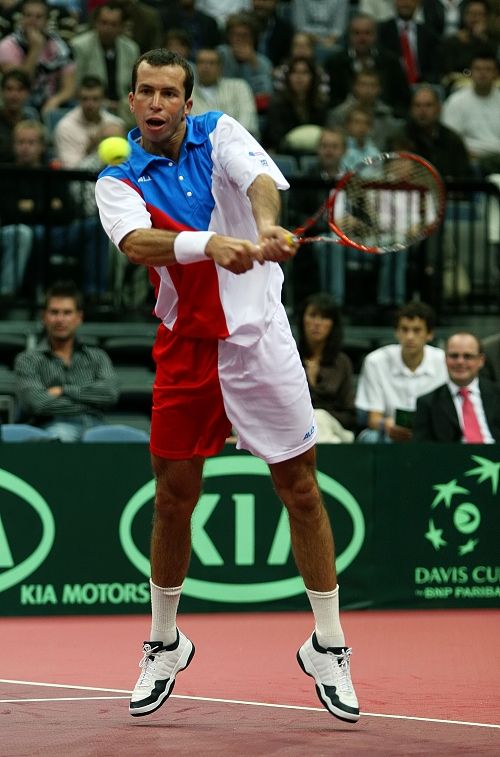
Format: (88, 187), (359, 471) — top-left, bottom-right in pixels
(291, 152), (446, 254)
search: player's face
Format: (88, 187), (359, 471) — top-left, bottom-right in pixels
(43, 297), (82, 341)
(396, 317), (432, 356)
(129, 63), (192, 156)
(303, 306), (333, 346)
(446, 335), (485, 386)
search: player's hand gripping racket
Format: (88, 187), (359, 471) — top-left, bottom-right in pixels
(291, 152), (446, 254)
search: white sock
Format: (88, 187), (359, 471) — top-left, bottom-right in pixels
(305, 584), (345, 648)
(149, 579), (183, 646)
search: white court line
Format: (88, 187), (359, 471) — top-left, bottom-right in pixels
(0, 696), (129, 703)
(1, 679), (499, 730)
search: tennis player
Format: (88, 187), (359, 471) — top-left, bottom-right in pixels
(95, 48), (359, 724)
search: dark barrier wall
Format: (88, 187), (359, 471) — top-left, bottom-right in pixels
(0, 444), (498, 615)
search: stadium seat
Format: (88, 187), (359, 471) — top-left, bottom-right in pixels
(81, 424), (150, 443)
(1, 423), (58, 442)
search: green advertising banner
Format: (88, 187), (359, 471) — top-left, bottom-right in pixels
(0, 444), (498, 616)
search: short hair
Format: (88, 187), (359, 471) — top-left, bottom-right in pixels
(21, 0), (49, 16)
(1, 68), (31, 91)
(94, 0), (126, 21)
(225, 12), (259, 47)
(319, 126), (346, 147)
(446, 331), (484, 353)
(79, 75), (105, 91)
(395, 301), (436, 331)
(345, 104), (374, 124)
(131, 48), (194, 99)
(44, 281), (83, 311)
(14, 119), (46, 143)
(411, 83), (442, 104)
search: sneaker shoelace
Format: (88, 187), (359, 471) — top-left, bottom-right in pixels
(137, 644), (161, 686)
(329, 647), (354, 693)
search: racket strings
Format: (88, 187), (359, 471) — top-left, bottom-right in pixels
(330, 158), (442, 252)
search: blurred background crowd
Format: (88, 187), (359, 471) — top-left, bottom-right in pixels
(0, 0), (499, 441)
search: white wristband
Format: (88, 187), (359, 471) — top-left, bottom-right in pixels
(173, 231), (216, 264)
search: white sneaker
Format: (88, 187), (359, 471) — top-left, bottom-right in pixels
(129, 629), (195, 717)
(297, 632), (360, 722)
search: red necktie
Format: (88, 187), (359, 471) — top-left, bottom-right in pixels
(458, 387), (484, 443)
(400, 23), (419, 84)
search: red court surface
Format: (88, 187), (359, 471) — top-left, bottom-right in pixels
(1, 609), (499, 756)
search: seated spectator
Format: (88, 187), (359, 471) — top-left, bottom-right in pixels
(14, 280), (119, 441)
(360, 0), (453, 33)
(53, 74), (124, 166)
(413, 331), (500, 442)
(69, 119), (127, 298)
(0, 119), (110, 297)
(376, 0), (442, 86)
(251, 0), (294, 67)
(119, 0), (163, 54)
(163, 28), (194, 62)
(264, 56), (328, 153)
(441, 53), (500, 176)
(323, 13), (410, 118)
(288, 126), (348, 307)
(190, 47), (259, 137)
(70, 1), (139, 123)
(439, 0), (498, 95)
(327, 69), (400, 151)
(196, 0), (251, 29)
(341, 104), (379, 170)
(355, 301), (448, 442)
(296, 292), (356, 441)
(389, 83), (474, 179)
(217, 11), (273, 113)
(273, 31), (331, 101)
(290, 0), (349, 61)
(0, 0), (77, 116)
(481, 333), (500, 385)
(159, 0), (221, 56)
(0, 68), (40, 163)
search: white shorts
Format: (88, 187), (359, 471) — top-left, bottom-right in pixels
(219, 303), (317, 464)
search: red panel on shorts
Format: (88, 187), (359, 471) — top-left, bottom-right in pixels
(150, 326), (232, 459)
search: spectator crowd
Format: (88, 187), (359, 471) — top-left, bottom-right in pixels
(0, 0), (498, 313)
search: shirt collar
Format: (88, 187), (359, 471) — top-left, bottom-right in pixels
(391, 346), (434, 376)
(127, 116), (209, 172)
(449, 377), (480, 396)
(36, 336), (83, 354)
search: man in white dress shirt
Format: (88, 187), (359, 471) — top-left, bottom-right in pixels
(355, 301), (448, 441)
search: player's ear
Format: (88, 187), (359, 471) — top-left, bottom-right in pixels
(184, 98), (193, 116)
(128, 91), (135, 113)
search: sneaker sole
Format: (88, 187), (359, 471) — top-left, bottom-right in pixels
(129, 641), (196, 717)
(297, 648), (360, 723)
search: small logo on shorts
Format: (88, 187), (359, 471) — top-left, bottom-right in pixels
(303, 424), (316, 440)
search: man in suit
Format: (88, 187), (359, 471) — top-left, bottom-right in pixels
(323, 13), (410, 118)
(377, 0), (441, 85)
(413, 332), (500, 442)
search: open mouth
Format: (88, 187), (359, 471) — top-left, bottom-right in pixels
(146, 118), (166, 128)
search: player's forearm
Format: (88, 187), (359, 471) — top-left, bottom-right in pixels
(120, 228), (179, 266)
(247, 174), (281, 233)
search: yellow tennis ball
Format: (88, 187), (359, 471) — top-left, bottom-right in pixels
(98, 136), (131, 165)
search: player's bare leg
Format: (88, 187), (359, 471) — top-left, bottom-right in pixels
(129, 456), (203, 717)
(270, 448), (360, 723)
